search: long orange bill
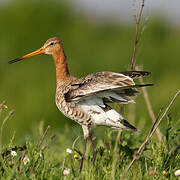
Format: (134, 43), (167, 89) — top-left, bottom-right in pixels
(8, 47), (45, 64)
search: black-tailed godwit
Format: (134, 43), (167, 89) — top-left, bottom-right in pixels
(9, 37), (153, 171)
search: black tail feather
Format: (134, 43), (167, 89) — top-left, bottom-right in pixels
(121, 119), (139, 132)
(121, 71), (151, 79)
(133, 83), (154, 88)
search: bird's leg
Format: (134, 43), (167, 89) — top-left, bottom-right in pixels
(89, 135), (97, 165)
(79, 137), (88, 172)
(79, 125), (89, 172)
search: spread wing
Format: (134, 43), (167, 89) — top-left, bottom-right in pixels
(65, 71), (152, 103)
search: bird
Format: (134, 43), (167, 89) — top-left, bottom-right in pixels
(8, 37), (153, 171)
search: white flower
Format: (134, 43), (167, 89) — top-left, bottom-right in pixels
(66, 148), (72, 154)
(23, 156), (30, 165)
(63, 169), (70, 176)
(40, 153), (43, 158)
(10, 150), (17, 157)
(175, 169), (180, 176)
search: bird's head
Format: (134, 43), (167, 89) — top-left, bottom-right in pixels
(43, 37), (62, 55)
(8, 37), (62, 64)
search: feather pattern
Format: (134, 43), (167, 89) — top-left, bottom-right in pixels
(65, 71), (152, 102)
(120, 71), (151, 79)
(54, 71), (153, 133)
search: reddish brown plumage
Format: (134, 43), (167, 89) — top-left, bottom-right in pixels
(52, 43), (71, 82)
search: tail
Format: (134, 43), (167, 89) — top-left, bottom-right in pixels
(120, 119), (139, 132)
(120, 71), (151, 79)
(133, 83), (153, 88)
(99, 104), (139, 132)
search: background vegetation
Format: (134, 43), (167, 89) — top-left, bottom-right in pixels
(0, 0), (179, 179)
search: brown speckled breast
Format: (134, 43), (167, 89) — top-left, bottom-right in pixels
(55, 81), (92, 126)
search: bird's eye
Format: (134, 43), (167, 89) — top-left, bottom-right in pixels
(50, 42), (54, 46)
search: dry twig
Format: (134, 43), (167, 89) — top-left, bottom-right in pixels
(121, 0), (145, 120)
(122, 90), (180, 176)
(39, 125), (51, 146)
(130, 0), (145, 70)
(136, 66), (163, 141)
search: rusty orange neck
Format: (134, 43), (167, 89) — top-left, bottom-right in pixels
(52, 48), (70, 82)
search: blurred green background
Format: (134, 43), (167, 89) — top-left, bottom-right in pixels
(0, 0), (179, 144)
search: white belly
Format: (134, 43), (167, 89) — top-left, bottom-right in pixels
(78, 98), (125, 129)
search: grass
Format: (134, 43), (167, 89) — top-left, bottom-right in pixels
(0, 104), (179, 179)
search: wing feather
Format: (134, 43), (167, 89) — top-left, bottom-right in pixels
(120, 71), (151, 79)
(65, 72), (152, 102)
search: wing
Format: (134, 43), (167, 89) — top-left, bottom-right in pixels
(65, 72), (153, 103)
(120, 71), (151, 79)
